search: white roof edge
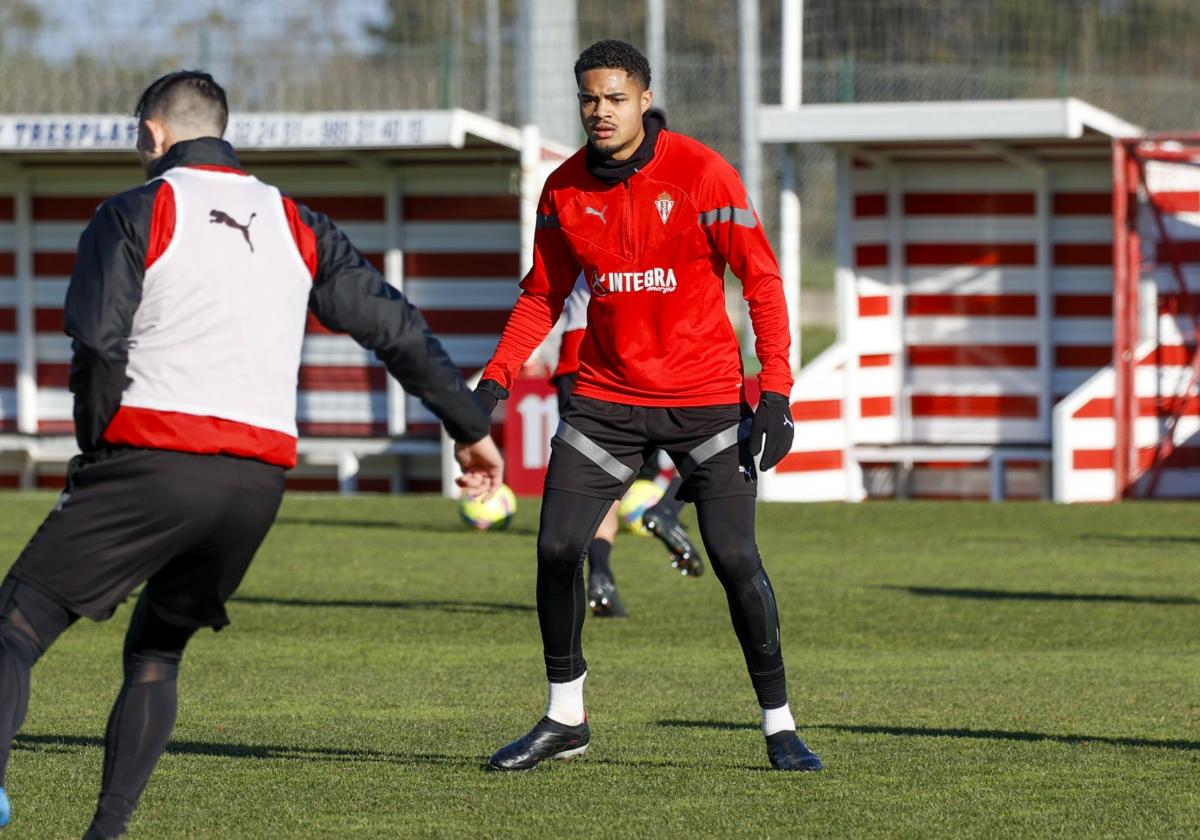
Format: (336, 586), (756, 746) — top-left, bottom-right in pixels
(0, 110), (548, 153)
(759, 98), (1143, 145)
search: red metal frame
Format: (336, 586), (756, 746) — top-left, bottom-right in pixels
(1112, 137), (1200, 497)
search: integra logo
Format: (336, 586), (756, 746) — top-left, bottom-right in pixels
(591, 267), (678, 296)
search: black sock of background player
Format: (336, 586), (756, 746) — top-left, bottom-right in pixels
(87, 594), (195, 839)
(647, 477), (686, 520)
(587, 538), (614, 581)
(537, 489), (613, 682)
(694, 495), (788, 708)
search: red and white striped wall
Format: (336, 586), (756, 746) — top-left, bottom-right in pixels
(1055, 152), (1200, 501)
(764, 142), (1116, 501)
(0, 156), (530, 492)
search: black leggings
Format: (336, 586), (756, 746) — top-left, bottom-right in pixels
(536, 489), (788, 708)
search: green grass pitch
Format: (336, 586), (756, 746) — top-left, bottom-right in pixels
(1, 493), (1198, 838)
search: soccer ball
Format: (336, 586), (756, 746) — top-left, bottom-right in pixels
(618, 479), (665, 536)
(460, 484), (517, 531)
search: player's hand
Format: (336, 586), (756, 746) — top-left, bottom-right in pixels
(473, 379), (509, 416)
(748, 391), (794, 472)
(455, 434), (504, 500)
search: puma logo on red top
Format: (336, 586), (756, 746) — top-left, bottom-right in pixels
(584, 206), (607, 224)
(209, 209), (257, 252)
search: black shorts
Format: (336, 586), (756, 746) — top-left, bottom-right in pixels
(545, 396), (756, 503)
(9, 447), (285, 629)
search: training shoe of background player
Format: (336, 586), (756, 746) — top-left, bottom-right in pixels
(488, 716), (591, 771)
(587, 572), (628, 617)
(642, 508), (705, 577)
(765, 731), (824, 771)
(0, 785), (9, 827)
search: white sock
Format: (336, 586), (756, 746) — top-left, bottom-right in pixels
(761, 703), (796, 736)
(545, 672), (586, 726)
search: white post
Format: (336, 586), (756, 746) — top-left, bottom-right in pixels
(737, 0), (762, 206)
(385, 172), (408, 437)
(14, 172), (36, 437)
(519, 123), (541, 276)
(646, 0), (666, 108)
(779, 0), (803, 372)
(485, 0), (501, 118)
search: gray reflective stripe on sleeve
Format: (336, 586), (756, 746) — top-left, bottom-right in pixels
(536, 213), (560, 229)
(677, 422), (742, 481)
(698, 200), (757, 228)
(555, 421), (634, 483)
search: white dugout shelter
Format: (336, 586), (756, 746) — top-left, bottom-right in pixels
(0, 110), (564, 492)
(758, 98), (1200, 503)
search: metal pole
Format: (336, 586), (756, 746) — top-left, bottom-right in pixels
(779, 0), (802, 372)
(485, 0), (501, 118)
(646, 0), (666, 108)
(1111, 139), (1132, 499)
(737, 0), (762, 205)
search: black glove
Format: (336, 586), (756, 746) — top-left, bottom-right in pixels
(748, 391), (794, 472)
(473, 378), (509, 416)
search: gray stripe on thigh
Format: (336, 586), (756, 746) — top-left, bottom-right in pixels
(677, 423), (742, 481)
(555, 421), (635, 483)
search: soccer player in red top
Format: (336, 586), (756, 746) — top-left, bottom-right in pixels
(475, 40), (821, 772)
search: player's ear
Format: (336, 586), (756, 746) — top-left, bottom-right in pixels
(640, 87), (652, 114)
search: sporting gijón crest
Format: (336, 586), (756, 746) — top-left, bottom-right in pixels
(654, 191), (674, 224)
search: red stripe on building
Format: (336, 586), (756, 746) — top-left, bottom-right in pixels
(907, 294), (1036, 316)
(0, 197), (13, 221)
(791, 399), (840, 421)
(0, 363), (12, 386)
(855, 244), (888, 268)
(1072, 399), (1111, 419)
(34, 252), (75, 276)
(403, 195), (520, 221)
(858, 296), (890, 317)
(37, 363), (69, 387)
(1075, 396), (1200, 419)
(0, 474), (19, 487)
(1140, 345), (1195, 366)
(38, 420), (73, 434)
(854, 194), (887, 217)
(298, 365), (387, 392)
(1149, 191), (1200, 213)
(1054, 243), (1112, 266)
(0, 253), (14, 275)
(405, 478), (443, 493)
(777, 450), (844, 472)
(297, 421), (389, 437)
(911, 394), (1039, 418)
(422, 309), (511, 334)
(32, 196), (105, 221)
(1052, 192), (1111, 215)
(286, 477), (340, 492)
(908, 345), (1037, 367)
(906, 243), (1036, 266)
(1054, 295), (1111, 317)
(1056, 345), (1111, 368)
(859, 353), (892, 367)
(404, 252), (521, 277)
(0, 310), (13, 332)
(34, 308), (63, 332)
(36, 474), (65, 490)
(293, 195), (385, 221)
(860, 396), (893, 417)
(904, 192), (1034, 215)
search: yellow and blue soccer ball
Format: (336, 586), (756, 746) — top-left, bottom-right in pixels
(618, 479), (665, 536)
(460, 484), (517, 531)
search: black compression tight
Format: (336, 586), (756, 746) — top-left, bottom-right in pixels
(536, 489), (615, 682)
(86, 592), (197, 840)
(694, 495), (788, 708)
(536, 490), (788, 708)
(0, 576), (78, 786)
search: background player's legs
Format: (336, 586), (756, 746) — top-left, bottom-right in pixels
(586, 503), (625, 617)
(86, 591), (197, 840)
(0, 576), (78, 821)
(643, 474), (704, 576)
(693, 496), (789, 718)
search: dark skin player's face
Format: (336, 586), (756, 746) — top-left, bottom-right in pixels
(577, 68), (652, 161)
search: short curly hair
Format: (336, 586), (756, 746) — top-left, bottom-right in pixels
(574, 39), (651, 90)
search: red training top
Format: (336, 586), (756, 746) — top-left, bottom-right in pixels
(482, 129), (792, 406)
